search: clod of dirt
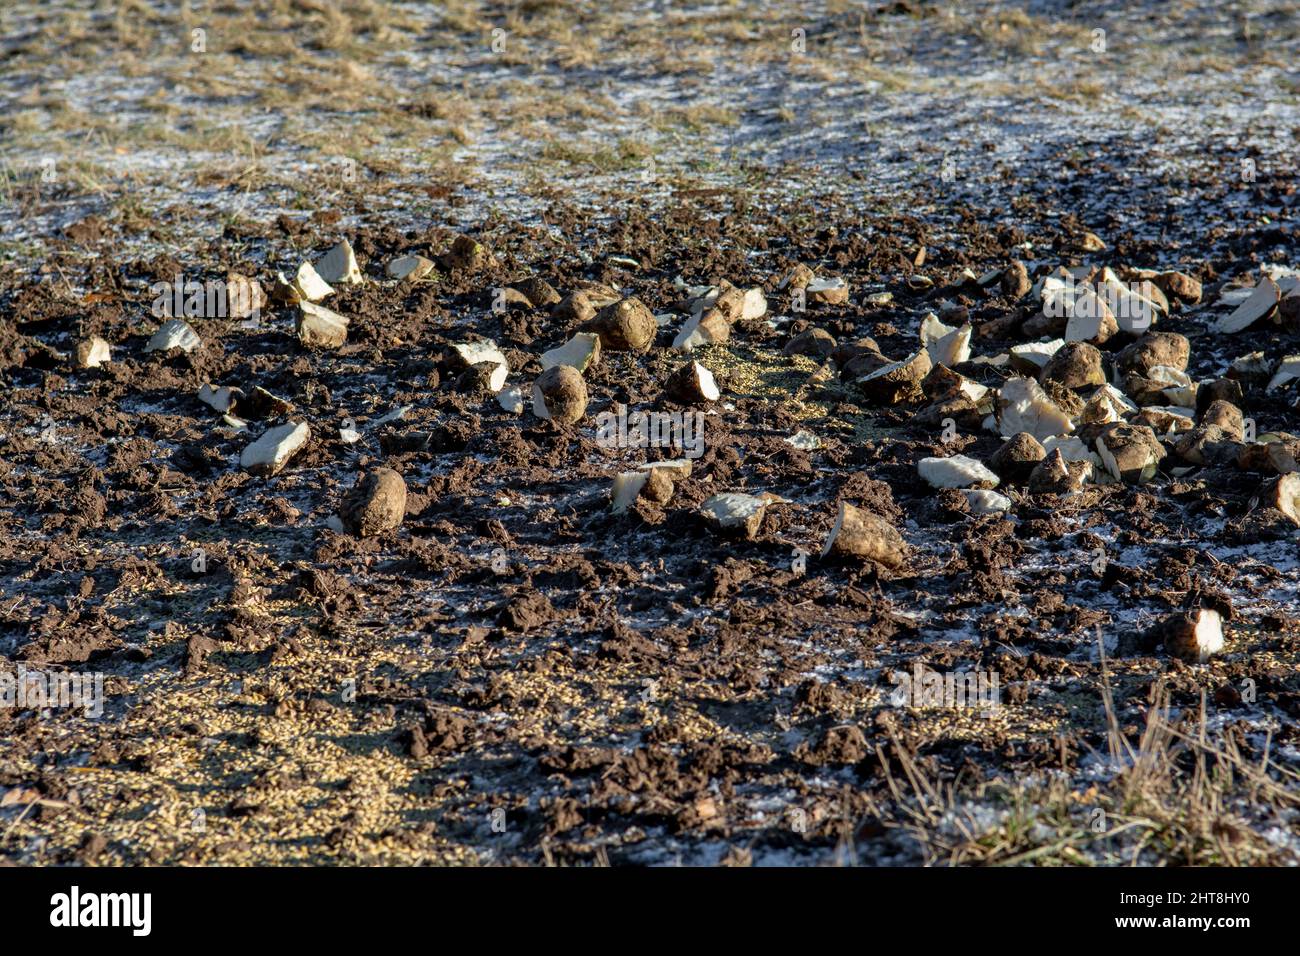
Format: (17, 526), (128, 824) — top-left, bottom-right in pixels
(587, 298), (657, 351)
(1095, 423), (1165, 484)
(1217, 277), (1281, 333)
(297, 301), (349, 349)
(784, 327), (837, 359)
(540, 332), (601, 372)
(1072, 230), (1107, 253)
(820, 501), (907, 568)
(1152, 608), (1225, 663)
(341, 468), (407, 537)
(240, 422), (310, 476)
(700, 493), (767, 538)
(918, 454), (1000, 489)
(387, 255), (435, 281)
(665, 361), (720, 404)
(75, 336), (111, 368)
(145, 318), (200, 353)
(315, 239), (363, 285)
(532, 365), (588, 423)
(989, 432), (1047, 483)
(1028, 448), (1092, 494)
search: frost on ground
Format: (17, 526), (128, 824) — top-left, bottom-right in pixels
(0, 1), (1298, 866)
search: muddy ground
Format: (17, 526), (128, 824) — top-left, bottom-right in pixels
(1, 1), (1299, 866)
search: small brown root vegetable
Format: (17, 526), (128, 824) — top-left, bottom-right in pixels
(917, 455), (1001, 489)
(784, 327), (837, 359)
(672, 308), (732, 351)
(444, 234), (496, 272)
(297, 301), (349, 349)
(76, 336), (112, 369)
(1150, 608), (1225, 663)
(273, 261), (334, 303)
(1027, 448), (1092, 494)
(989, 432), (1047, 483)
(805, 276), (849, 305)
(665, 361), (720, 404)
(1001, 260), (1031, 299)
(1153, 270), (1202, 305)
(240, 422), (310, 476)
(1040, 341), (1106, 390)
(513, 276), (561, 308)
(1200, 400), (1244, 439)
(553, 284), (621, 324)
(341, 468), (407, 537)
(146, 319), (201, 353)
(387, 255), (436, 281)
(587, 297), (657, 351)
(1265, 472), (1300, 525)
(699, 493), (768, 539)
(1175, 424), (1238, 466)
(315, 239), (363, 285)
(226, 272), (267, 318)
(820, 501), (908, 568)
(1094, 423), (1165, 484)
(853, 349), (932, 405)
(531, 365), (588, 424)
(611, 467), (675, 514)
(445, 340), (509, 392)
(540, 332), (601, 373)
(1117, 332), (1190, 374)
(1216, 277), (1280, 333)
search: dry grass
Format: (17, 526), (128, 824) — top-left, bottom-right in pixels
(875, 643), (1300, 867)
